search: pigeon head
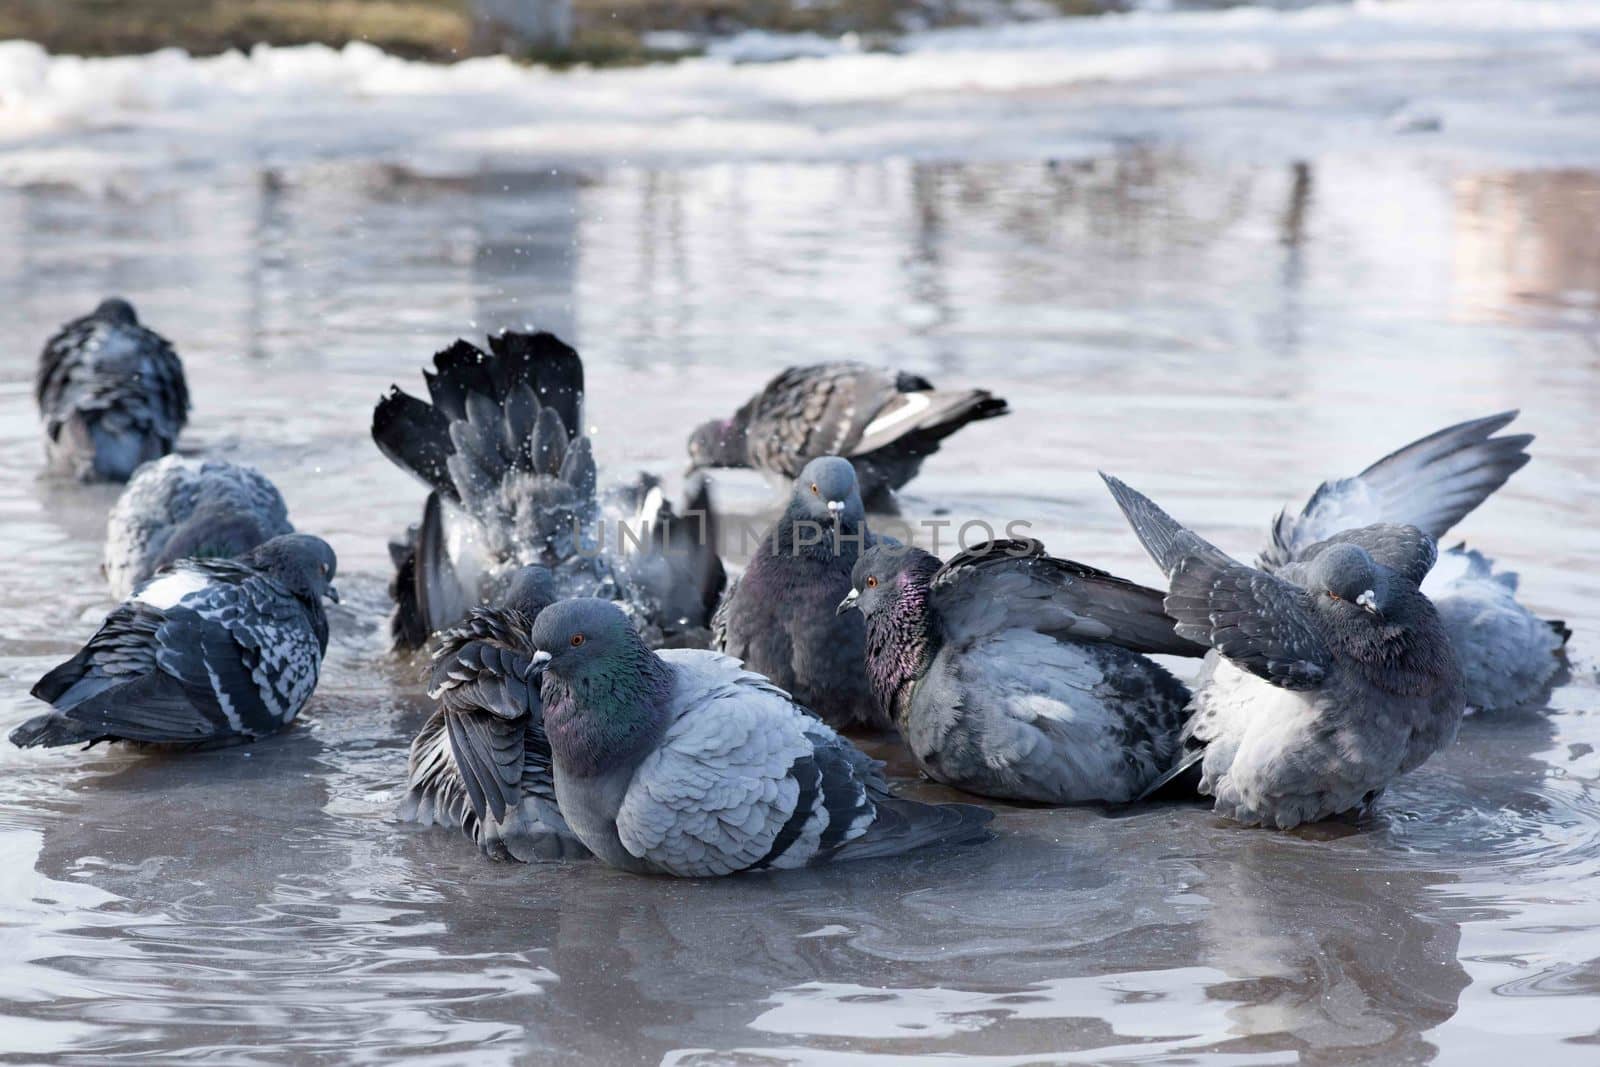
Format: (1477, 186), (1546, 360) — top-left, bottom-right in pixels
(789, 456), (866, 532)
(839, 543), (938, 619)
(502, 564), (557, 618)
(247, 534), (339, 605)
(1305, 542), (1392, 619)
(686, 417), (747, 473)
(527, 597), (648, 682)
(528, 597), (673, 777)
(93, 297), (138, 326)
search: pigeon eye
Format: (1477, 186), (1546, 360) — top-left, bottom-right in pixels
(570, 633), (586, 647)
(810, 483), (819, 494)
(865, 576), (878, 589)
(1327, 592), (1341, 601)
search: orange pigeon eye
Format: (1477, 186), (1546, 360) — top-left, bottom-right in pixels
(865, 576), (878, 589)
(570, 633), (586, 647)
(810, 483), (819, 494)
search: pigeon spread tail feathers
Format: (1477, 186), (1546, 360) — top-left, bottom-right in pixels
(375, 331), (598, 651)
(371, 331), (587, 508)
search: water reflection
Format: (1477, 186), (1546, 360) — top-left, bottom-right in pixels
(0, 147), (1596, 1061)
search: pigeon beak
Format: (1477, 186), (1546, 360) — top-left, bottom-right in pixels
(827, 500), (845, 527)
(1357, 589), (1380, 616)
(324, 585), (340, 604)
(836, 588), (860, 616)
(526, 650), (552, 677)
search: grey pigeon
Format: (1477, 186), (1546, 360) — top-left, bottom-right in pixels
(714, 456), (887, 730)
(839, 539), (1202, 804)
(1422, 546), (1570, 713)
(1103, 475), (1466, 829)
(13, 534), (338, 750)
(526, 598), (992, 877)
(1260, 411), (1567, 710)
(602, 472), (727, 649)
(397, 566), (589, 862)
(687, 362), (1007, 510)
(35, 298), (189, 482)
(374, 331), (722, 652)
(105, 455), (293, 600)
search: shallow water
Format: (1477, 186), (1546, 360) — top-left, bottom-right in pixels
(3, 46), (1600, 1067)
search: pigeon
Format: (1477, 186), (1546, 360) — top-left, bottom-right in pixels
(526, 598), (993, 877)
(1422, 545), (1570, 713)
(839, 539), (1202, 804)
(713, 456), (887, 731)
(397, 566), (589, 862)
(374, 330), (722, 652)
(1103, 475), (1466, 829)
(12, 534), (338, 750)
(35, 298), (189, 482)
(1260, 411), (1567, 710)
(105, 455), (294, 600)
(603, 473), (727, 649)
(686, 362), (1008, 510)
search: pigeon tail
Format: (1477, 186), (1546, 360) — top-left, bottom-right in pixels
(854, 389), (1010, 460)
(10, 712), (98, 749)
(1136, 747), (1205, 802)
(371, 331), (587, 508)
(838, 794), (993, 862)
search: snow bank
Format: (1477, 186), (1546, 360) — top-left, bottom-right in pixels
(0, 1), (1597, 182)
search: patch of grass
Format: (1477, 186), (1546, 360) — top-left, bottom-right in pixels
(0, 0), (1121, 65)
(0, 1), (472, 60)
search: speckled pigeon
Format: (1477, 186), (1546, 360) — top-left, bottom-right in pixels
(713, 456), (887, 730)
(105, 455), (294, 600)
(839, 539), (1202, 804)
(1259, 411), (1567, 710)
(527, 598), (992, 877)
(397, 566), (589, 862)
(687, 362), (1007, 510)
(35, 298), (189, 482)
(13, 534), (338, 750)
(1104, 475), (1465, 829)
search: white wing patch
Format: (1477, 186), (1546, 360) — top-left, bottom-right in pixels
(134, 569), (210, 609)
(860, 392), (930, 441)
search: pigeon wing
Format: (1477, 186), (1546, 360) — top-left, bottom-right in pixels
(428, 612), (547, 827)
(1103, 475), (1332, 690)
(615, 650), (871, 876)
(930, 539), (1206, 657)
(744, 363), (890, 477)
(1263, 412), (1531, 567)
